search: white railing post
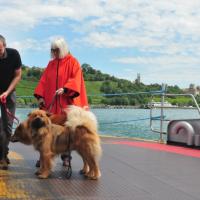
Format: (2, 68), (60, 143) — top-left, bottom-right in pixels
(159, 84), (166, 143)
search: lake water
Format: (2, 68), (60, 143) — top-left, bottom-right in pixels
(15, 108), (200, 141)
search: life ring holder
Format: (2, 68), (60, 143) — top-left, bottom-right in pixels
(170, 121), (194, 146)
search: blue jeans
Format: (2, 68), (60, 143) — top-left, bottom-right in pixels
(0, 91), (16, 160)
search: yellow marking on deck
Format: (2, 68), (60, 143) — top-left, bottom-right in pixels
(0, 180), (28, 199)
(8, 151), (24, 160)
(0, 151), (29, 199)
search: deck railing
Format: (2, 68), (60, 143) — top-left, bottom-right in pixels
(149, 84), (200, 142)
(16, 84), (200, 142)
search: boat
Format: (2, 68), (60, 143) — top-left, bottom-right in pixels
(147, 100), (177, 108)
(1, 88), (200, 199)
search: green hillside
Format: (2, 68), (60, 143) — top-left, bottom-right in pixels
(85, 81), (105, 104)
(16, 79), (105, 106)
(16, 79), (104, 103)
(16, 80), (38, 96)
(15, 64), (199, 107)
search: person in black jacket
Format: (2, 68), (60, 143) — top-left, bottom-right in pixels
(0, 35), (22, 170)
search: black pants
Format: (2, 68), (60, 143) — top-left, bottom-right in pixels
(0, 91), (16, 160)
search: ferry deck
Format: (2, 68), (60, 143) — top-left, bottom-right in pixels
(1, 136), (200, 200)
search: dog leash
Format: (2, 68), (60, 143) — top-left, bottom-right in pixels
(0, 97), (19, 125)
(66, 132), (72, 179)
(46, 94), (57, 113)
(47, 94), (65, 114)
(47, 94), (72, 178)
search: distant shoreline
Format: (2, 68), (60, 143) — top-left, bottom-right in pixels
(16, 104), (197, 110)
(90, 105), (198, 109)
(90, 105), (141, 109)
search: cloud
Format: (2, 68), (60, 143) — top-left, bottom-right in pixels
(116, 66), (200, 88)
(10, 35), (67, 53)
(11, 38), (49, 52)
(1, 0), (200, 87)
(113, 55), (200, 67)
(113, 55), (200, 87)
(0, 0), (104, 30)
(3, 1), (200, 52)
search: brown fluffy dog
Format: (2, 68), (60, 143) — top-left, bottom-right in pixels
(11, 106), (102, 179)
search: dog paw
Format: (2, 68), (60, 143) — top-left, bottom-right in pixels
(84, 174), (99, 180)
(37, 174), (49, 179)
(35, 170), (41, 175)
(84, 171), (101, 180)
(85, 175), (98, 180)
(79, 169), (86, 174)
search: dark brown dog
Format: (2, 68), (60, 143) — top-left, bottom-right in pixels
(11, 107), (102, 179)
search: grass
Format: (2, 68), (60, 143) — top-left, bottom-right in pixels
(16, 79), (38, 96)
(85, 81), (104, 104)
(16, 80), (105, 105)
(151, 96), (193, 106)
(16, 80), (193, 106)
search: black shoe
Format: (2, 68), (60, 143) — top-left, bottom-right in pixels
(62, 159), (69, 167)
(35, 160), (40, 168)
(0, 160), (8, 170)
(6, 157), (10, 164)
(61, 154), (72, 166)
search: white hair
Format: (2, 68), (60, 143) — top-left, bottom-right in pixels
(0, 35), (6, 46)
(51, 37), (69, 59)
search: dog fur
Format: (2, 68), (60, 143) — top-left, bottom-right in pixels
(11, 112), (67, 145)
(11, 106), (102, 179)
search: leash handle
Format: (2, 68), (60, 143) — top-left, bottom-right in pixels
(46, 94), (57, 113)
(0, 96), (6, 104)
(0, 98), (19, 125)
(5, 107), (20, 125)
(46, 94), (65, 114)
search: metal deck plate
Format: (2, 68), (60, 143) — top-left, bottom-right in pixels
(0, 137), (200, 200)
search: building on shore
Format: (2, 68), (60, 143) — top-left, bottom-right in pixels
(183, 84), (200, 96)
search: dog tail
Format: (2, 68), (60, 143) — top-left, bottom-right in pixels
(64, 106), (98, 134)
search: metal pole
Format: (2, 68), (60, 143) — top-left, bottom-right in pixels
(150, 96), (153, 130)
(160, 84), (166, 143)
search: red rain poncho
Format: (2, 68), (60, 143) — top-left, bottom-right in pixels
(34, 54), (88, 114)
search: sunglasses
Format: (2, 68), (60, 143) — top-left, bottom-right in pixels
(51, 48), (59, 52)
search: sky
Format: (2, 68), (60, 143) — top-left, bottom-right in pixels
(1, 0), (200, 89)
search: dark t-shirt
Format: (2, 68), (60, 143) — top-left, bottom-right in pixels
(0, 48), (22, 93)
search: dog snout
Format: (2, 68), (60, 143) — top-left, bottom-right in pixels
(31, 117), (45, 129)
(10, 124), (22, 143)
(34, 117), (41, 122)
(10, 134), (19, 143)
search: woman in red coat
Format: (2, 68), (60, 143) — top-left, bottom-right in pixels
(34, 37), (88, 167)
